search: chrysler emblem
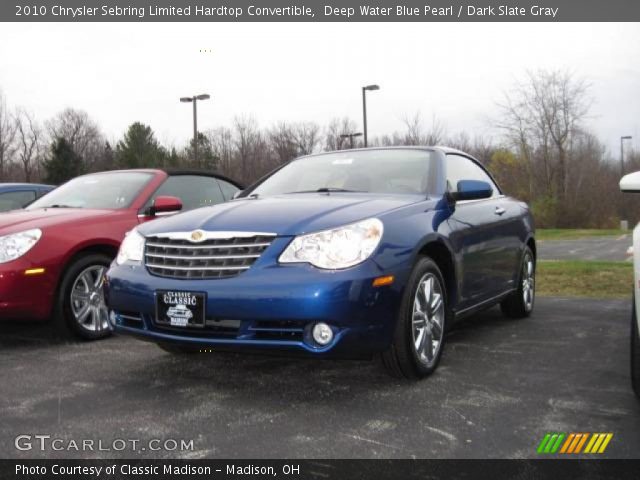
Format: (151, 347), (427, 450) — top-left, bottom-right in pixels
(190, 230), (205, 242)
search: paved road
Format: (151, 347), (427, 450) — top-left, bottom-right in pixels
(1, 298), (638, 459)
(538, 234), (632, 261)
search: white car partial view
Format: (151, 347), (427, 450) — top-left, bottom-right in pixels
(620, 171), (640, 398)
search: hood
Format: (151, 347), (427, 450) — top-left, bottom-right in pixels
(0, 208), (122, 234)
(139, 193), (432, 237)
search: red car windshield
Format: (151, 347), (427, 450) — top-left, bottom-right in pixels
(28, 172), (153, 210)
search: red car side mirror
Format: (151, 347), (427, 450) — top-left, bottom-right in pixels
(150, 196), (182, 216)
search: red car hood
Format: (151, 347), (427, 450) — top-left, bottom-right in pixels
(0, 208), (123, 234)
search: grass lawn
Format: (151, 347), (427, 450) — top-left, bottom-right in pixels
(537, 260), (633, 299)
(536, 229), (628, 241)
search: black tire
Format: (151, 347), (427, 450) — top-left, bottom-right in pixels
(157, 343), (201, 354)
(381, 256), (449, 379)
(54, 253), (113, 341)
(632, 296), (640, 399)
(501, 246), (535, 319)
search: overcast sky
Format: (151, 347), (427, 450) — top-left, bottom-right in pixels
(0, 22), (638, 156)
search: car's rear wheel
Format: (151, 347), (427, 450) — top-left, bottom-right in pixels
(500, 246), (535, 319)
(632, 295), (640, 399)
(381, 257), (448, 379)
(157, 343), (201, 354)
(55, 253), (112, 340)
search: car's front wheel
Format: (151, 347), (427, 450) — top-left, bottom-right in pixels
(55, 253), (113, 340)
(381, 257), (448, 379)
(501, 246), (535, 319)
(632, 295), (640, 399)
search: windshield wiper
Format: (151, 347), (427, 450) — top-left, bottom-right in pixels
(44, 204), (77, 208)
(286, 188), (365, 194)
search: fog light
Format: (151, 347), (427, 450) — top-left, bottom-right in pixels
(312, 322), (333, 346)
(109, 310), (117, 327)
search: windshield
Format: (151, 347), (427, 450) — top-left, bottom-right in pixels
(249, 149), (437, 197)
(28, 172), (154, 210)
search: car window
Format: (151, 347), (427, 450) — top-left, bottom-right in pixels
(145, 175), (225, 212)
(0, 190), (36, 211)
(445, 154), (499, 197)
(218, 179), (240, 200)
(251, 150), (436, 196)
(37, 188), (52, 198)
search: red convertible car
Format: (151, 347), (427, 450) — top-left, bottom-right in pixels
(0, 169), (240, 339)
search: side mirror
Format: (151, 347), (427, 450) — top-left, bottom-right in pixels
(450, 180), (493, 202)
(149, 195), (182, 216)
(620, 171), (640, 193)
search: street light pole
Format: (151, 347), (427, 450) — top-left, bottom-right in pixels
(180, 93), (210, 165)
(621, 135), (632, 177)
(192, 99), (198, 163)
(361, 84), (380, 148)
(340, 132), (363, 149)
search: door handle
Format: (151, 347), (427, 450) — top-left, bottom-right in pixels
(494, 206), (506, 216)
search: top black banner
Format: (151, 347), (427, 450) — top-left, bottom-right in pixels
(3, 0), (640, 22)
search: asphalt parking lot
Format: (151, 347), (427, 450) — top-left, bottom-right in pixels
(538, 234), (632, 261)
(1, 297), (639, 459)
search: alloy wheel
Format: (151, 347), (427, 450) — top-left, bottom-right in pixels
(522, 253), (535, 312)
(70, 265), (109, 332)
(412, 273), (445, 367)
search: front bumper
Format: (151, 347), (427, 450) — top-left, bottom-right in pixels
(105, 245), (409, 356)
(0, 258), (56, 321)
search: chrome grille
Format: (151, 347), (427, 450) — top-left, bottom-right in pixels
(144, 233), (275, 279)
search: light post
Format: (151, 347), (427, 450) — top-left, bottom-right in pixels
(362, 84), (379, 147)
(180, 93), (210, 165)
(340, 132), (363, 149)
(621, 135), (632, 176)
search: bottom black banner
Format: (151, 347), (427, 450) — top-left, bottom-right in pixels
(2, 459), (640, 480)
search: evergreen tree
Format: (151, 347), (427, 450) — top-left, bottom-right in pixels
(43, 137), (84, 184)
(115, 122), (165, 168)
(185, 132), (217, 170)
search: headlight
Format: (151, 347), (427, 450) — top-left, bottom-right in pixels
(116, 229), (145, 265)
(0, 229), (42, 264)
(279, 218), (383, 269)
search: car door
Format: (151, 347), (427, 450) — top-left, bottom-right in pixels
(444, 154), (520, 307)
(138, 174), (226, 223)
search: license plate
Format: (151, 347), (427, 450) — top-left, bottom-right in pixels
(155, 290), (205, 328)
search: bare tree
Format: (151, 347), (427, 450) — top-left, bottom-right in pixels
(293, 121), (320, 155)
(447, 132), (495, 165)
(14, 109), (42, 182)
(496, 70), (591, 208)
(47, 108), (104, 170)
(268, 122), (297, 165)
(206, 127), (235, 175)
(324, 117), (359, 151)
(233, 116), (268, 183)
(401, 112), (446, 146)
(0, 91), (16, 181)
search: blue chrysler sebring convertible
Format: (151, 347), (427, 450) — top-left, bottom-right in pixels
(105, 147), (536, 378)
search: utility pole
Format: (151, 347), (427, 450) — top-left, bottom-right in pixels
(361, 85), (380, 147)
(180, 94), (210, 165)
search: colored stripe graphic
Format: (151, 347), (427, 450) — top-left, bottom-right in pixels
(538, 433), (613, 454)
(559, 433), (575, 453)
(537, 434), (551, 454)
(574, 433), (589, 453)
(584, 433), (614, 454)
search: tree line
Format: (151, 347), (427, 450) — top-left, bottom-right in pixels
(0, 68), (637, 227)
